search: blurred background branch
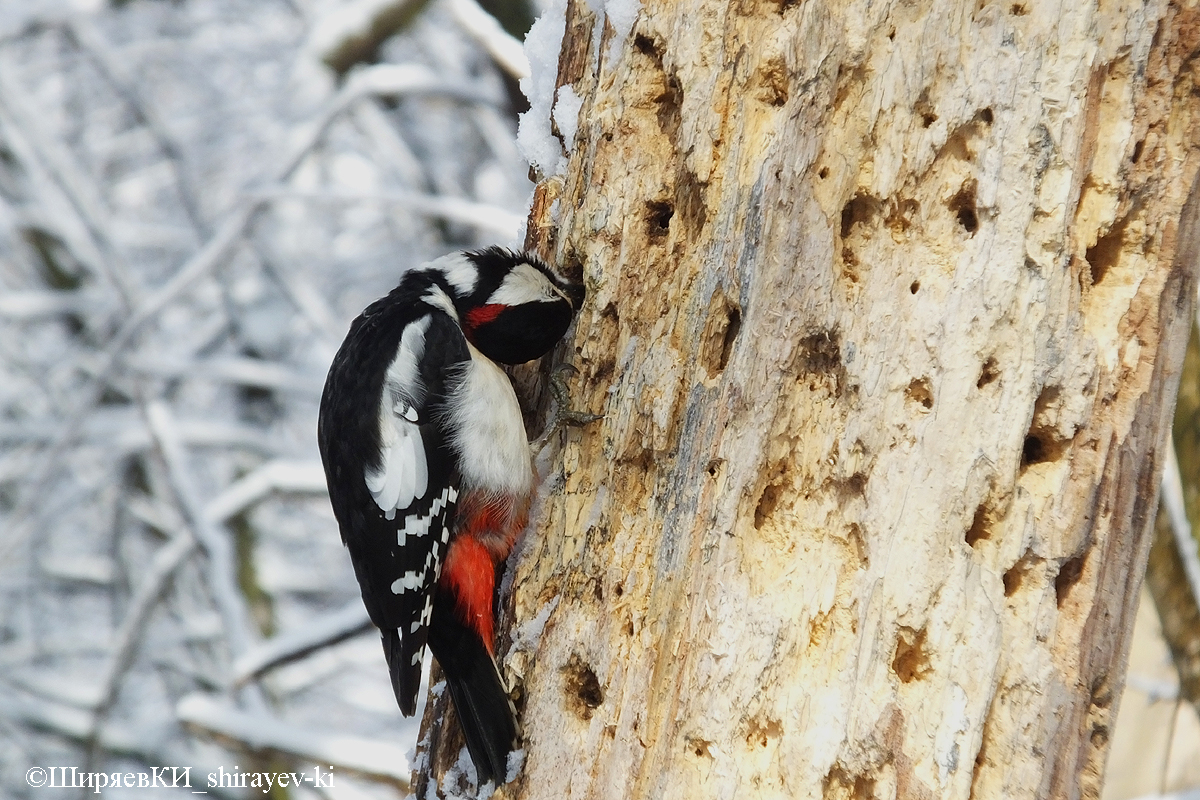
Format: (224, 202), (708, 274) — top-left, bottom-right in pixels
(0, 1), (534, 796)
(1146, 317), (1200, 718)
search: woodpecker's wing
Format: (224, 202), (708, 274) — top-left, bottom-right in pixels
(375, 309), (473, 716)
(320, 304), (470, 716)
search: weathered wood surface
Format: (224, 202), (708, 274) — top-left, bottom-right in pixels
(421, 1), (1200, 797)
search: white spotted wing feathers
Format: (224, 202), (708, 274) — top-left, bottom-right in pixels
(365, 316), (431, 519)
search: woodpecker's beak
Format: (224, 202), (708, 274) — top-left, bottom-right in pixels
(562, 282), (585, 310)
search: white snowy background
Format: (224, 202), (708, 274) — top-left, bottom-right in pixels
(0, 0), (540, 797)
(0, 1), (1198, 799)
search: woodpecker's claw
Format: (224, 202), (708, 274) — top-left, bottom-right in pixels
(550, 364), (602, 426)
(535, 364), (601, 448)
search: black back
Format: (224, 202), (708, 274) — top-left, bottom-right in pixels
(317, 272), (470, 714)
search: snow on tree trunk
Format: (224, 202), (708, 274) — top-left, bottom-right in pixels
(418, 1), (1200, 797)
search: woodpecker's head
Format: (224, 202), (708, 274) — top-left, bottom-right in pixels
(426, 247), (584, 364)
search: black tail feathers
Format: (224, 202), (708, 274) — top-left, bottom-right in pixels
(428, 605), (519, 787)
(381, 627), (421, 716)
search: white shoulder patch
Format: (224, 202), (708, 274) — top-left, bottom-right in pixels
(422, 285), (459, 320)
(425, 252), (478, 296)
(384, 315), (430, 394)
(488, 262), (566, 307)
(366, 316), (432, 518)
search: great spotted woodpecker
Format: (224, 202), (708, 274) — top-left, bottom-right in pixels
(317, 247), (583, 785)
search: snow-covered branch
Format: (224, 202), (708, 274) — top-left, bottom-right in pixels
(177, 694), (410, 787)
(1162, 445), (1200, 611)
(231, 602), (372, 686)
(448, 0), (531, 80)
(204, 460), (328, 525)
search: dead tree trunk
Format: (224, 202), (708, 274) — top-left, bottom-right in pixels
(419, 1), (1200, 797)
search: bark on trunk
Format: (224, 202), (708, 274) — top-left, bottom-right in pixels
(420, 1), (1200, 797)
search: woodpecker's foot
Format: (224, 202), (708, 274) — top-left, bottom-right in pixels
(535, 364), (601, 448)
(550, 364), (602, 426)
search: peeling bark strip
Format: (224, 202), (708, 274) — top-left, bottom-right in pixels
(420, 2), (1200, 798)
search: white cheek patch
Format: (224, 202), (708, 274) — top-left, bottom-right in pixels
(488, 262), (566, 307)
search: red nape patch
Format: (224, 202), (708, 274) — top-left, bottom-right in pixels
(440, 536), (497, 651)
(465, 304), (505, 338)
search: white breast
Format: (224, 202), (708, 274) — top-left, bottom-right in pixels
(445, 343), (533, 496)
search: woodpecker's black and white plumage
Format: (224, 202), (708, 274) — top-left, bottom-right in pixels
(317, 247), (583, 785)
